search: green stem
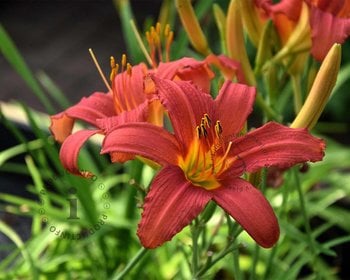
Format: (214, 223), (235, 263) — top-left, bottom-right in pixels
(196, 241), (240, 278)
(112, 247), (149, 280)
(232, 244), (242, 280)
(291, 74), (303, 114)
(250, 236), (260, 280)
(191, 219), (201, 277)
(293, 168), (317, 255)
(255, 94), (281, 122)
(263, 245), (277, 280)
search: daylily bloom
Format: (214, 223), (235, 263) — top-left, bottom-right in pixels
(307, 0), (350, 60)
(50, 54), (243, 177)
(252, 0), (350, 61)
(102, 76), (325, 248)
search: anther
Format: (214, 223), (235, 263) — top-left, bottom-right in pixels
(110, 56), (118, 82)
(196, 126), (202, 138)
(204, 114), (211, 127)
(121, 54), (127, 70)
(126, 63), (132, 75)
(156, 22), (161, 34)
(215, 121), (223, 138)
(164, 24), (170, 37)
(200, 124), (208, 138)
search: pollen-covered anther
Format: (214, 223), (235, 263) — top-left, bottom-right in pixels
(200, 124), (208, 138)
(121, 54), (127, 72)
(127, 63), (132, 75)
(146, 22), (174, 66)
(109, 56), (119, 82)
(215, 121), (223, 138)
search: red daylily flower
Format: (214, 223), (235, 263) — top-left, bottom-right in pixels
(255, 0), (350, 60)
(101, 76), (325, 249)
(50, 55), (243, 177)
(308, 0), (350, 60)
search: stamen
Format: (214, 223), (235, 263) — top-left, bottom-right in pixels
(200, 124), (208, 138)
(215, 121), (223, 138)
(121, 54), (127, 72)
(222, 141), (233, 161)
(165, 30), (173, 62)
(88, 48), (112, 92)
(196, 125), (202, 138)
(126, 63), (132, 75)
(164, 24), (170, 37)
(204, 113), (211, 127)
(216, 141), (233, 175)
(110, 56), (118, 82)
(156, 22), (161, 34)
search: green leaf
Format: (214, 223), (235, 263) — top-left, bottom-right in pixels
(0, 24), (55, 114)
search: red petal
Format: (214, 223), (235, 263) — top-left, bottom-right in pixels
(96, 100), (149, 134)
(157, 57), (215, 93)
(205, 54), (246, 83)
(270, 0), (302, 21)
(59, 129), (99, 177)
(137, 165), (212, 248)
(112, 63), (147, 112)
(50, 92), (114, 142)
(316, 0), (344, 14)
(110, 152), (134, 163)
(152, 77), (214, 151)
(229, 122), (325, 176)
(101, 123), (181, 166)
(213, 178), (279, 248)
(310, 6), (350, 61)
(215, 81), (256, 139)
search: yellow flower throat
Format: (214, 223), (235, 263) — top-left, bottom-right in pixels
(178, 114), (233, 190)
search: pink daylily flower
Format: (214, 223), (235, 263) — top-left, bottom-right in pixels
(50, 56), (243, 177)
(101, 76), (325, 248)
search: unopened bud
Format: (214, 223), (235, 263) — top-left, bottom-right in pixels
(175, 0), (211, 56)
(291, 43), (341, 129)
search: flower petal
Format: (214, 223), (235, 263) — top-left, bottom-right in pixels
(215, 81), (256, 138)
(205, 54), (246, 83)
(112, 63), (147, 112)
(152, 76), (214, 150)
(229, 122), (325, 175)
(50, 92), (114, 142)
(213, 178), (279, 248)
(59, 129), (100, 177)
(157, 57), (215, 92)
(101, 123), (181, 166)
(269, 0), (302, 21)
(310, 6), (350, 61)
(49, 113), (74, 143)
(96, 100), (149, 134)
(137, 165), (212, 248)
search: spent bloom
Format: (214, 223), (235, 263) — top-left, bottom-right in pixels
(102, 76), (325, 248)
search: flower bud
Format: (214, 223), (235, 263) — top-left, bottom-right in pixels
(175, 0), (211, 56)
(226, 0), (256, 85)
(291, 43), (341, 129)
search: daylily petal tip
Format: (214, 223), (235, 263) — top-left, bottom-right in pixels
(259, 225), (280, 249)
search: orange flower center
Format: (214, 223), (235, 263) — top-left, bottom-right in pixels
(178, 114), (233, 190)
